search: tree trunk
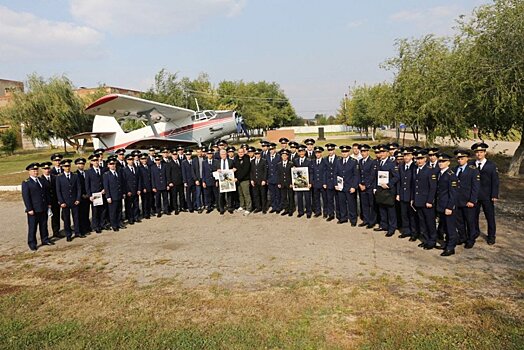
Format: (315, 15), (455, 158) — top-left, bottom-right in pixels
(507, 127), (524, 177)
(371, 127), (376, 142)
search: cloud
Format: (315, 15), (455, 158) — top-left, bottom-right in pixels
(346, 20), (366, 29)
(0, 5), (103, 62)
(389, 5), (464, 35)
(70, 0), (246, 36)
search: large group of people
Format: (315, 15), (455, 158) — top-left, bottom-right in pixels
(21, 137), (499, 257)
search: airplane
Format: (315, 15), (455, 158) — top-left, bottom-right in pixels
(73, 94), (246, 152)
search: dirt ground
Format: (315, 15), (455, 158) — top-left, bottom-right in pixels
(1, 196), (522, 289)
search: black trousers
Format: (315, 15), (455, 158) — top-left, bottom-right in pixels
(170, 184), (185, 212)
(27, 211), (49, 249)
(141, 191), (152, 218)
(155, 190), (169, 214)
(78, 198), (91, 233)
(312, 187), (326, 215)
(218, 192), (232, 213)
(268, 183), (281, 211)
(50, 202), (61, 235)
(125, 194), (140, 223)
(438, 211), (457, 250)
(416, 206), (437, 245)
(325, 188), (339, 218)
(475, 200), (496, 239)
(62, 205), (80, 238)
(203, 185), (218, 209)
(399, 201), (417, 236)
(296, 190), (312, 215)
(252, 184), (267, 211)
(185, 184), (197, 211)
(339, 191), (357, 224)
(108, 199), (122, 229)
(360, 190), (376, 225)
(457, 206), (477, 244)
(91, 198), (106, 231)
(280, 186), (294, 213)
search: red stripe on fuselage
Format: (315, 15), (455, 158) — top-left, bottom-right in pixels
(85, 94), (119, 111)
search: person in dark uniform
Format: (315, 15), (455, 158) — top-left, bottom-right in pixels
(85, 154), (106, 233)
(56, 159), (83, 241)
(115, 148), (126, 169)
(151, 155), (170, 217)
(213, 149), (235, 214)
(387, 143), (399, 162)
(335, 145), (359, 225)
(323, 143), (339, 222)
(250, 148), (268, 213)
(436, 153), (459, 256)
(427, 148), (440, 169)
(22, 162), (53, 251)
(293, 145), (313, 218)
(396, 147), (417, 238)
(146, 147), (156, 167)
(50, 153), (63, 175)
(260, 141), (270, 160)
(214, 140), (227, 160)
(311, 146), (326, 218)
(138, 153), (153, 219)
(193, 147), (206, 213)
(167, 150), (184, 215)
(94, 148), (106, 170)
(277, 149), (294, 216)
(182, 149), (198, 213)
(122, 154), (141, 224)
(411, 150), (438, 248)
(103, 158), (124, 230)
(74, 158), (91, 235)
(289, 141), (299, 163)
(358, 144), (377, 228)
(202, 148), (218, 213)
(453, 150), (480, 249)
(470, 142), (499, 245)
(304, 138), (316, 159)
(373, 145), (399, 236)
(279, 137), (289, 150)
(39, 161), (61, 238)
(267, 143), (281, 213)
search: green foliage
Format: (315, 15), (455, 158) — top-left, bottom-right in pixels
(142, 69), (298, 129)
(0, 129), (17, 155)
(0, 74), (92, 149)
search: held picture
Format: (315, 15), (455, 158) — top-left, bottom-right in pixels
(377, 170), (389, 187)
(291, 167), (310, 191)
(218, 169), (236, 193)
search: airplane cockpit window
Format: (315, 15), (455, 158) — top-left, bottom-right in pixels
(204, 111), (215, 118)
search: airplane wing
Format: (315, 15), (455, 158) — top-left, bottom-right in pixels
(70, 131), (116, 139)
(84, 94), (195, 123)
(124, 137), (197, 150)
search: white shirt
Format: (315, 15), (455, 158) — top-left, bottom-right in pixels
(476, 158), (487, 170)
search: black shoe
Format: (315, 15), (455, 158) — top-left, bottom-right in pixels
(198, 208), (204, 214)
(307, 214), (312, 219)
(66, 237), (73, 242)
(441, 249), (455, 257)
(281, 211), (288, 216)
(228, 210), (234, 214)
(96, 230), (102, 234)
(157, 213), (162, 218)
(487, 237), (496, 245)
(269, 209), (276, 213)
(136, 219), (142, 223)
(373, 227), (386, 232)
(166, 212), (172, 216)
(435, 244), (446, 250)
(128, 221), (135, 225)
(464, 242), (475, 249)
(42, 241), (55, 246)
(358, 222), (368, 227)
(337, 220), (348, 224)
(350, 222), (357, 227)
(326, 216), (335, 222)
(417, 242), (425, 247)
(220, 211), (225, 215)
(75, 234), (86, 238)
(314, 213), (322, 218)
(288, 212), (293, 217)
(423, 244), (435, 250)
(385, 232), (394, 237)
(275, 210), (282, 214)
(323, 214), (328, 219)
(254, 209), (261, 213)
(399, 234), (411, 239)
(262, 210), (267, 214)
(30, 246), (37, 252)
(297, 213), (304, 218)
(366, 224), (375, 229)
(409, 236), (418, 242)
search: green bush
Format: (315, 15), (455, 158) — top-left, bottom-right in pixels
(1, 129), (17, 155)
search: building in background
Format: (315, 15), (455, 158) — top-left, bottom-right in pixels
(0, 79), (24, 108)
(75, 86), (142, 98)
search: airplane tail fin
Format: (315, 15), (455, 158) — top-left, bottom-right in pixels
(92, 116), (123, 150)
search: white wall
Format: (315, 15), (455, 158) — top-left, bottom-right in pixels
(279, 125), (353, 134)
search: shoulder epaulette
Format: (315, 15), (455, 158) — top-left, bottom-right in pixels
(24, 179), (29, 183)
(447, 170), (454, 175)
(468, 165), (476, 169)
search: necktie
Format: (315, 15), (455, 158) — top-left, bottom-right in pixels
(222, 159), (225, 170)
(417, 167), (420, 175)
(477, 162), (481, 170)
(405, 165), (409, 171)
(46, 176), (50, 182)
(34, 178), (42, 187)
(256, 159), (259, 166)
(457, 167), (462, 177)
(271, 156), (274, 162)
(330, 157), (333, 165)
(113, 171), (118, 177)
(283, 161), (286, 167)
(189, 160), (192, 165)
(362, 159), (366, 166)
(317, 160), (320, 165)
(344, 159), (347, 165)
(381, 161), (384, 167)
(300, 159), (303, 166)
(131, 167), (135, 174)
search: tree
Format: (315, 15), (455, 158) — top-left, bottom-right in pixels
(0, 129), (17, 155)
(456, 0), (524, 176)
(0, 74), (92, 151)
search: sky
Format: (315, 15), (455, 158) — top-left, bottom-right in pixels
(0, 0), (488, 118)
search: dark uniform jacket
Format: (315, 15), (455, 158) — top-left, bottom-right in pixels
(412, 164), (438, 207)
(397, 161), (416, 201)
(266, 153), (281, 185)
(436, 169), (458, 212)
(311, 158), (326, 189)
(85, 167), (104, 197)
(469, 160), (499, 201)
(40, 174), (57, 205)
(122, 166), (142, 194)
(202, 159), (216, 187)
(181, 159), (198, 186)
(139, 164), (153, 192)
(250, 158), (267, 184)
(56, 173), (81, 206)
(293, 157), (313, 184)
(277, 161), (293, 187)
(453, 164), (480, 207)
(22, 177), (49, 213)
(335, 157), (359, 191)
(359, 157), (377, 191)
(376, 159), (399, 195)
(234, 155), (251, 182)
(151, 164), (169, 191)
(323, 155), (339, 188)
(167, 159), (183, 186)
(103, 170), (123, 201)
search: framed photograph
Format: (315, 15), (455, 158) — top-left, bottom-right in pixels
(377, 171), (389, 187)
(218, 169), (236, 193)
(292, 167), (310, 191)
(92, 192), (104, 206)
(336, 176), (344, 191)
